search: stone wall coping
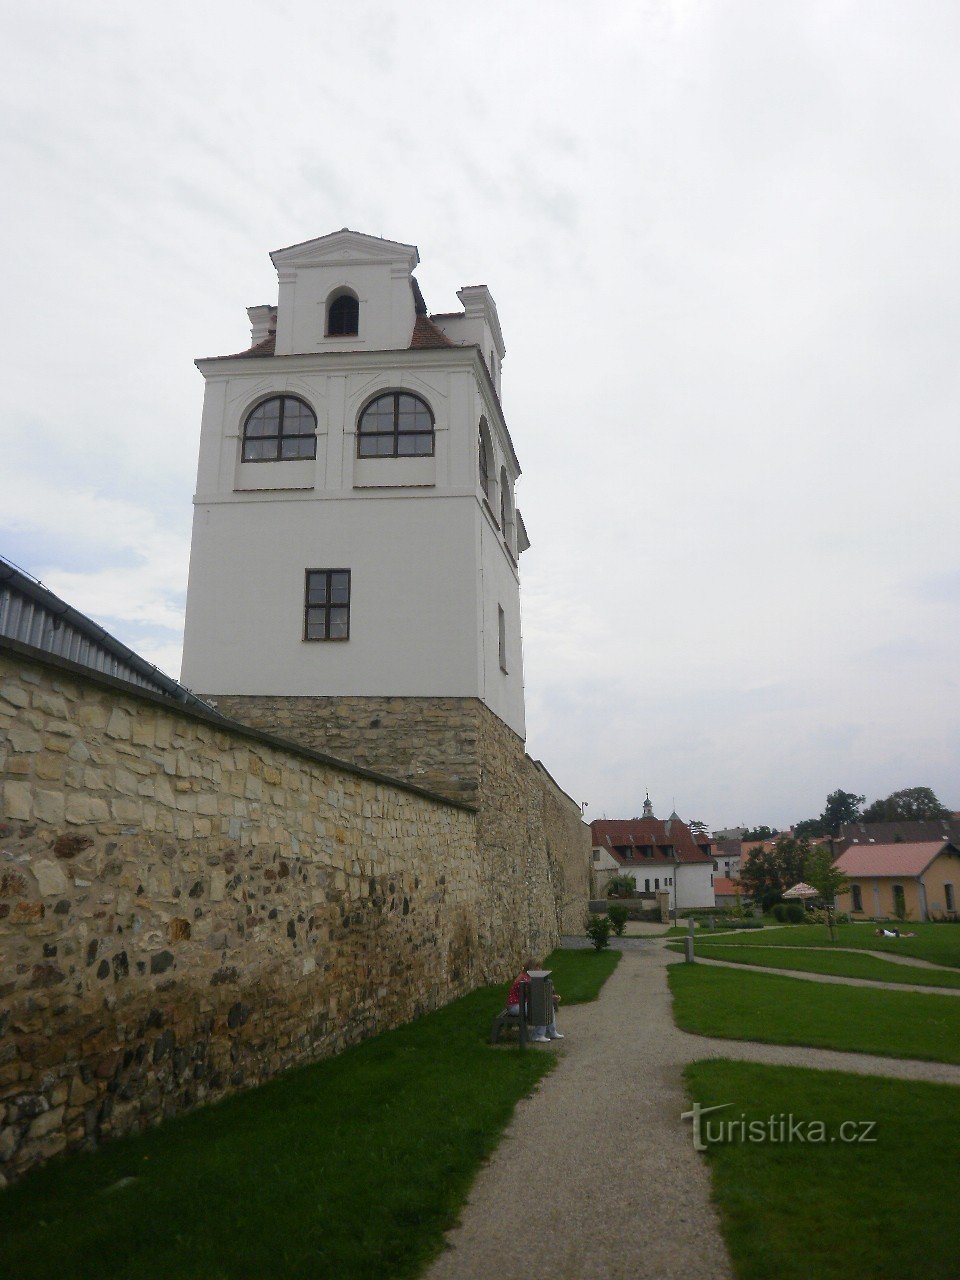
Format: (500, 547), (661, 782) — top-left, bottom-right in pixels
(528, 756), (588, 820)
(0, 635), (477, 813)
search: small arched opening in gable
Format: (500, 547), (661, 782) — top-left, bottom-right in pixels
(326, 288), (359, 337)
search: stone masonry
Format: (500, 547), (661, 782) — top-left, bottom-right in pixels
(0, 642), (592, 1184)
(206, 694), (590, 944)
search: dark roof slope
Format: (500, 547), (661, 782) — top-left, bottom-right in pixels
(590, 816), (714, 865)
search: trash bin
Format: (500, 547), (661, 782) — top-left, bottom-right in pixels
(526, 969), (554, 1027)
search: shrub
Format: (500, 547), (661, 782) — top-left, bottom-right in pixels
(608, 904), (629, 936)
(585, 914), (612, 951)
(785, 904), (804, 924)
(772, 903), (787, 923)
(604, 875), (636, 899)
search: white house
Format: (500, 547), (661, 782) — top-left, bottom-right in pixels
(180, 229), (528, 736)
(590, 800), (716, 911)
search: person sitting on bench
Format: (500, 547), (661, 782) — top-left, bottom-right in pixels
(507, 959), (564, 1042)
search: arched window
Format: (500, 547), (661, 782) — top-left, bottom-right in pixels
(500, 466), (515, 549)
(358, 392), (434, 458)
(478, 417), (493, 499)
(242, 396), (317, 462)
(327, 291), (359, 337)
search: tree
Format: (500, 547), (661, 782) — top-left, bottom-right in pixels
(740, 836), (812, 912)
(861, 787), (949, 823)
(804, 846), (849, 942)
(794, 817), (826, 839)
(819, 789), (865, 837)
(688, 819), (709, 836)
(741, 825), (778, 842)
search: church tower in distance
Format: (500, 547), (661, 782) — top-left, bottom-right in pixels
(180, 229), (528, 803)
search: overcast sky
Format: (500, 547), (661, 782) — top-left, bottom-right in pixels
(2, 1), (958, 828)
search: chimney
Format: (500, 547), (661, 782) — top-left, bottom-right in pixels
(247, 305), (277, 347)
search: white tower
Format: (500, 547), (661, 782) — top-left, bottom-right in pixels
(180, 230), (528, 763)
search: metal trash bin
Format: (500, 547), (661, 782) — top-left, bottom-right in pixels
(526, 969), (554, 1028)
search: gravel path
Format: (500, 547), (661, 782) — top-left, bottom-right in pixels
(693, 942), (959, 972)
(691, 953), (960, 996)
(424, 947), (732, 1280)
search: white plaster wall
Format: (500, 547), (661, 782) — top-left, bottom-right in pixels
(182, 351), (526, 736)
(181, 494), (480, 698)
(676, 863), (716, 910)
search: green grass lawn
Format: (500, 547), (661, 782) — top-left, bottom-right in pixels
(0, 949), (615, 1280)
(543, 946), (619, 1002)
(669, 962), (960, 1062)
(690, 921), (960, 968)
(667, 941), (960, 989)
(685, 1059), (960, 1280)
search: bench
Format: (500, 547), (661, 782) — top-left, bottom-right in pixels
(490, 1004), (529, 1046)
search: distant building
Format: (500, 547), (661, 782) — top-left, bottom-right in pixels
(591, 797), (715, 910)
(837, 819), (960, 853)
(836, 842), (960, 922)
(713, 837), (742, 880)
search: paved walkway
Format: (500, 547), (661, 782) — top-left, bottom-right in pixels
(691, 953), (960, 996)
(426, 948), (732, 1280)
(425, 940), (960, 1280)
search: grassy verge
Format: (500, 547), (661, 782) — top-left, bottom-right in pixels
(687, 921), (960, 968)
(667, 942), (960, 989)
(543, 946), (620, 1002)
(669, 963), (960, 1063)
(685, 1059), (960, 1280)
(0, 949), (615, 1280)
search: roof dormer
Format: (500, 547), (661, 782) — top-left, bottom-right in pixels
(269, 228), (420, 356)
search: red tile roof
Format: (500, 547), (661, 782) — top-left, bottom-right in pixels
(713, 877), (742, 896)
(835, 842), (958, 878)
(409, 314), (454, 348)
(590, 817), (714, 865)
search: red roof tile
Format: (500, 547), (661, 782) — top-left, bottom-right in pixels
(590, 817), (714, 865)
(409, 314), (454, 348)
(836, 842), (958, 878)
(713, 877), (742, 896)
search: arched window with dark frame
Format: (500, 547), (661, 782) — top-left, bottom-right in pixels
(327, 291), (359, 337)
(242, 396), (317, 462)
(478, 418), (492, 499)
(357, 391), (434, 457)
(499, 465), (515, 548)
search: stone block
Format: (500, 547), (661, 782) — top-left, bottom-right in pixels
(105, 709), (132, 740)
(33, 790), (65, 825)
(65, 795), (110, 825)
(33, 860), (70, 898)
(3, 782), (32, 821)
(27, 1105), (65, 1140)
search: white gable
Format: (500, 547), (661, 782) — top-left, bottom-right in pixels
(271, 229), (419, 356)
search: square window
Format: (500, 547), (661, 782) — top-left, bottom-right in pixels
(304, 570), (350, 641)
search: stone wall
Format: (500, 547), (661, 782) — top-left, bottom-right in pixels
(209, 695), (481, 807)
(0, 644), (550, 1184)
(207, 694), (591, 947)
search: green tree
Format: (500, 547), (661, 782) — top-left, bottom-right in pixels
(804, 846), (849, 942)
(861, 787), (949, 823)
(688, 819), (709, 836)
(794, 817), (826, 839)
(741, 836), (811, 912)
(741, 825), (778, 842)
(820, 789), (865, 836)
